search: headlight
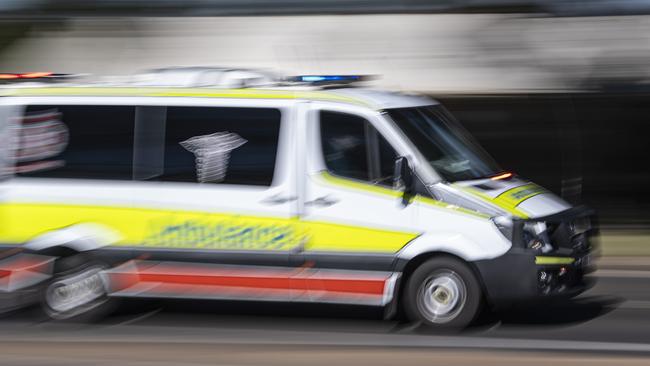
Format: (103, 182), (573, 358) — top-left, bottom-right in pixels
(523, 231), (544, 251)
(491, 216), (513, 241)
(524, 222), (553, 253)
(492, 216), (554, 253)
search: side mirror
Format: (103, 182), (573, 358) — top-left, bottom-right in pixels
(393, 156), (415, 206)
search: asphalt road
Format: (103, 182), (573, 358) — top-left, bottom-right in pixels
(0, 269), (649, 365)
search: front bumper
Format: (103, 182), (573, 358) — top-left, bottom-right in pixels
(475, 205), (597, 308)
(474, 248), (594, 308)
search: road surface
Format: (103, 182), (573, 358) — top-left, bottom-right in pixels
(0, 268), (649, 365)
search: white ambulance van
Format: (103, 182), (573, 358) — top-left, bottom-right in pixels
(0, 71), (595, 327)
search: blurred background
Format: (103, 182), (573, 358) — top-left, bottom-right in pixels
(2, 1), (650, 364)
(3, 1), (650, 236)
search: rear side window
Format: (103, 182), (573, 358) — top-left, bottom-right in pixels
(140, 107), (281, 186)
(320, 111), (398, 187)
(15, 105), (281, 186)
(16, 105), (135, 180)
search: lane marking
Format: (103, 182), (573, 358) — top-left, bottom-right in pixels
(620, 300), (650, 310)
(107, 308), (162, 328)
(2, 326), (650, 354)
(595, 269), (650, 278)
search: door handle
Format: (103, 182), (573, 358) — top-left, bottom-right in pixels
(305, 195), (339, 207)
(260, 194), (297, 205)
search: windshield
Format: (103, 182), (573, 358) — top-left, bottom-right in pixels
(386, 105), (503, 182)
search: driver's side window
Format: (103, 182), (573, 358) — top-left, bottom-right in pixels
(320, 111), (398, 187)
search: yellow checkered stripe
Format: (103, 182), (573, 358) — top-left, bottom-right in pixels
(454, 183), (548, 218)
(4, 87), (373, 108)
(0, 201), (416, 254)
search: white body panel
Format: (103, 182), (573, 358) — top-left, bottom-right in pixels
(0, 96), (300, 256)
(518, 193), (572, 217)
(24, 223), (121, 252)
(0, 88), (585, 311)
(302, 101), (509, 261)
(0, 92), (537, 263)
(402, 203), (511, 261)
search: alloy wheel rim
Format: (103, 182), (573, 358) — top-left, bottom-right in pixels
(45, 266), (106, 315)
(416, 270), (467, 323)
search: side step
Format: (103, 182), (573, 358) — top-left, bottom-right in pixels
(0, 253), (54, 292)
(0, 253), (55, 312)
(103, 260), (399, 306)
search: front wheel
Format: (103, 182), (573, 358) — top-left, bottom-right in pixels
(403, 257), (483, 329)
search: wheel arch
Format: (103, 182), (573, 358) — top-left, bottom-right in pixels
(21, 223), (121, 272)
(393, 251), (489, 316)
(23, 223), (120, 255)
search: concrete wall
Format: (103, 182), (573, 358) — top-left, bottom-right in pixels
(2, 14), (650, 93)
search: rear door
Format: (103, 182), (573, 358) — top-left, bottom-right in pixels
(129, 103), (300, 254)
(0, 98), (300, 301)
(114, 100), (300, 301)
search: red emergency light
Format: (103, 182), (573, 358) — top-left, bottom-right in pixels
(0, 72), (57, 81)
(491, 172), (514, 181)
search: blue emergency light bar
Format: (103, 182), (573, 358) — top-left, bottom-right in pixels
(298, 75), (360, 82)
(287, 74), (374, 85)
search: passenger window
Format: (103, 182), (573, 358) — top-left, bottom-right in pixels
(16, 105), (135, 180)
(159, 107), (281, 186)
(320, 111), (398, 187)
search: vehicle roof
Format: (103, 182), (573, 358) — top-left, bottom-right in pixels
(1, 86), (437, 111)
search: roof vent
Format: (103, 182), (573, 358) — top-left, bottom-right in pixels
(133, 67), (278, 88)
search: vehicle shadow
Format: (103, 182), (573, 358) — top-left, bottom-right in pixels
(100, 294), (626, 334)
(0, 293), (626, 334)
(96, 298), (392, 332)
(396, 295), (626, 335)
(475, 295), (624, 327)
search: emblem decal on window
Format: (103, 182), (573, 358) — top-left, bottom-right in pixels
(179, 132), (247, 183)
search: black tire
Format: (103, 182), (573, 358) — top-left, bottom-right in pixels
(40, 254), (116, 322)
(403, 257), (482, 329)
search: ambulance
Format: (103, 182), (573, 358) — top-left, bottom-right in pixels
(0, 70), (595, 328)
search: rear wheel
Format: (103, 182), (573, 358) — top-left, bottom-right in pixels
(403, 257), (482, 329)
(40, 254), (114, 321)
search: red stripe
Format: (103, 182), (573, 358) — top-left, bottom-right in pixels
(0, 256), (50, 272)
(137, 273), (385, 295)
(106, 262), (388, 296)
(292, 276), (385, 295)
(139, 273), (292, 290)
(141, 283), (290, 297)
